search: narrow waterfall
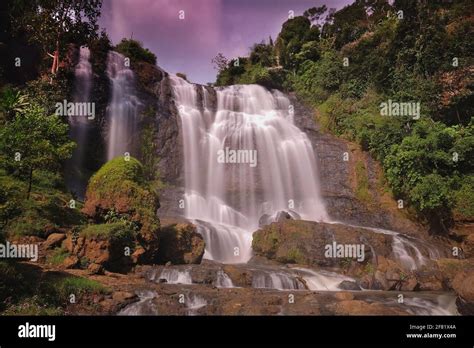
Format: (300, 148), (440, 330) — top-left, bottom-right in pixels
(170, 75), (328, 263)
(65, 46), (93, 198)
(106, 51), (140, 160)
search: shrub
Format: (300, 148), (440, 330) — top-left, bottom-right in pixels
(115, 39), (156, 65)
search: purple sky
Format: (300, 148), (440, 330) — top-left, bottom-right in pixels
(100, 0), (352, 84)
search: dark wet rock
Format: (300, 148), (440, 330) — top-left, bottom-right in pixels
(156, 218), (205, 265)
(338, 280), (361, 291)
(258, 210), (301, 227)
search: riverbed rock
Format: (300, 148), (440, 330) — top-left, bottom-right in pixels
(156, 219), (205, 264)
(333, 300), (409, 315)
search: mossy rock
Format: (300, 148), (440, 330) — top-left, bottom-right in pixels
(82, 157), (160, 264)
(80, 222), (135, 242)
(83, 156), (160, 235)
(157, 219), (205, 264)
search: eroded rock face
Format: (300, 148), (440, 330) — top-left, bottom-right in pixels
(156, 218), (205, 265)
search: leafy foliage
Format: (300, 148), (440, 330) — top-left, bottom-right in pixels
(115, 39), (157, 65)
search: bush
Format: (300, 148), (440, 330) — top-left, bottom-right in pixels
(115, 39), (156, 65)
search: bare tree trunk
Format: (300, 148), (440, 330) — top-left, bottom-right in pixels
(27, 168), (33, 200)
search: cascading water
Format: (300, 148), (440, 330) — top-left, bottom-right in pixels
(106, 51), (140, 160)
(170, 75), (328, 263)
(149, 267), (193, 284)
(65, 46), (93, 198)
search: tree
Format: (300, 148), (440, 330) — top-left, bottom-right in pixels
(0, 88), (29, 122)
(304, 5), (327, 27)
(12, 0), (102, 75)
(115, 38), (157, 65)
(212, 53), (228, 72)
(0, 104), (75, 198)
(249, 42), (274, 67)
(275, 16), (312, 70)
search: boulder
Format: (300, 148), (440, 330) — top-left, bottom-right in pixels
(452, 271), (474, 315)
(87, 263), (104, 275)
(258, 210), (300, 227)
(63, 255), (79, 269)
(43, 233), (67, 249)
(338, 280), (361, 291)
(156, 219), (205, 264)
(81, 157), (161, 265)
(252, 220), (391, 267)
(64, 223), (135, 273)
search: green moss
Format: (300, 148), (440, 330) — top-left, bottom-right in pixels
(453, 175), (474, 221)
(47, 247), (70, 266)
(83, 156), (160, 237)
(90, 156), (145, 190)
(355, 160), (371, 203)
(2, 296), (63, 315)
(80, 222), (134, 241)
(363, 262), (375, 274)
(283, 247), (305, 264)
(39, 276), (109, 306)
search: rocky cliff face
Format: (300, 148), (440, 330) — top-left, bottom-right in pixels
(289, 94), (426, 236)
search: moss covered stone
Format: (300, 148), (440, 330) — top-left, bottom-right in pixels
(82, 157), (160, 264)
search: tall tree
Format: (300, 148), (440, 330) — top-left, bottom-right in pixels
(0, 104), (74, 198)
(11, 0), (102, 75)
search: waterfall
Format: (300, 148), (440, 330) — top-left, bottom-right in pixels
(252, 270), (306, 290)
(106, 51), (140, 160)
(65, 46), (93, 198)
(170, 75), (328, 263)
(149, 267), (193, 284)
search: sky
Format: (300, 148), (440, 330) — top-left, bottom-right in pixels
(99, 0), (352, 84)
